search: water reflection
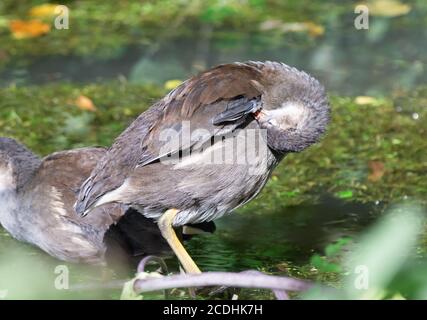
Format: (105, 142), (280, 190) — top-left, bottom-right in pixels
(189, 196), (381, 271)
(1, 14), (426, 96)
(0, 196), (381, 298)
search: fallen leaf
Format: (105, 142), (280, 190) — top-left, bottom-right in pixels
(303, 22), (325, 37)
(9, 19), (50, 39)
(368, 160), (385, 182)
(354, 96), (379, 105)
(75, 95), (97, 112)
(259, 19), (284, 31)
(29, 4), (59, 18)
(164, 79), (183, 90)
(260, 20), (324, 37)
(360, 0), (411, 17)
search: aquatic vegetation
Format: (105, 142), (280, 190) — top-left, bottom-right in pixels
(0, 83), (425, 206)
(0, 80), (426, 208)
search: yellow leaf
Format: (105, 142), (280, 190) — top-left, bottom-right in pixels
(259, 19), (283, 31)
(9, 19), (50, 39)
(260, 20), (324, 38)
(75, 95), (97, 112)
(29, 4), (59, 18)
(303, 22), (325, 37)
(354, 96), (379, 105)
(361, 0), (411, 17)
(164, 79), (183, 90)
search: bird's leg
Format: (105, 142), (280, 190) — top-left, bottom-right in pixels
(158, 209), (202, 274)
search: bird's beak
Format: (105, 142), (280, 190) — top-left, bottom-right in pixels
(254, 109), (271, 122)
(253, 109), (262, 120)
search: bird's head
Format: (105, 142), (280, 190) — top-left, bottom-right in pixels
(0, 137), (40, 191)
(251, 62), (330, 154)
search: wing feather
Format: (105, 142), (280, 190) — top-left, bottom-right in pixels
(75, 62), (265, 214)
(35, 147), (125, 229)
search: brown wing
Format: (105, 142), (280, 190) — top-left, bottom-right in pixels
(75, 62), (265, 215)
(35, 147), (125, 229)
(169, 62), (262, 117)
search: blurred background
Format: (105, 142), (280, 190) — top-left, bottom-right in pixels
(1, 0), (426, 94)
(0, 0), (426, 299)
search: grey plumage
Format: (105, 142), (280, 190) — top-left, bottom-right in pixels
(0, 137), (41, 190)
(75, 61), (330, 227)
(0, 138), (174, 265)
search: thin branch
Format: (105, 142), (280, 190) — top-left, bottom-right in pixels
(137, 255), (169, 274)
(134, 271), (312, 294)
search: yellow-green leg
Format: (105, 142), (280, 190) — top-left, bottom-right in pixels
(158, 209), (202, 274)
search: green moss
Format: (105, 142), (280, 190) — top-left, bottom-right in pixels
(0, 82), (164, 154)
(1, 82), (426, 207)
(0, 0), (351, 67)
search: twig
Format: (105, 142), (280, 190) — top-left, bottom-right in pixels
(137, 255), (169, 274)
(134, 271), (312, 296)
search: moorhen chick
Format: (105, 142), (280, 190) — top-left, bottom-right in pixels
(0, 137), (181, 265)
(75, 61), (330, 273)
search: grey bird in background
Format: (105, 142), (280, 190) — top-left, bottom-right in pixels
(75, 61), (330, 274)
(0, 137), (214, 266)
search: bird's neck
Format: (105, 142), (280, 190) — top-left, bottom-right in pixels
(0, 184), (23, 240)
(0, 155), (40, 240)
(16, 159), (41, 191)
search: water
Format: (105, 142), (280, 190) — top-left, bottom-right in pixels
(0, 197), (382, 299)
(190, 197), (381, 271)
(1, 15), (426, 96)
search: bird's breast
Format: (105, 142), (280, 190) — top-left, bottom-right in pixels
(130, 126), (279, 226)
(170, 128), (278, 226)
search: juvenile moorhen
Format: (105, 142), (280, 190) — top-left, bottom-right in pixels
(75, 61), (330, 273)
(0, 137), (177, 265)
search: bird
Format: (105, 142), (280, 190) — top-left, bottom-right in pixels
(0, 137), (214, 266)
(75, 61), (330, 274)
